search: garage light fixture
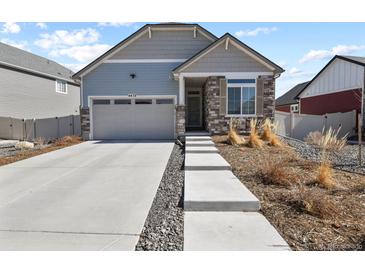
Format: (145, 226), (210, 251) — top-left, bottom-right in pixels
(129, 73), (136, 79)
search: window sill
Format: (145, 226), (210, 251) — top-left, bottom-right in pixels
(225, 114), (257, 118)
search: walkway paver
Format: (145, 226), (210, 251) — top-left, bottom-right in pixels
(184, 212), (291, 251)
(185, 136), (212, 142)
(186, 140), (215, 147)
(185, 146), (218, 153)
(185, 153), (231, 170)
(184, 170), (260, 211)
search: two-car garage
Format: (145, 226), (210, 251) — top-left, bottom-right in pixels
(91, 97), (175, 140)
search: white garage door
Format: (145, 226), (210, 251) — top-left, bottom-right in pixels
(92, 98), (175, 140)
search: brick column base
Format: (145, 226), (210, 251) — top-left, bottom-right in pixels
(80, 107), (90, 140)
(175, 105), (186, 138)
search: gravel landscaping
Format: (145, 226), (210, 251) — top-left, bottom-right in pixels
(135, 144), (184, 251)
(282, 136), (365, 174)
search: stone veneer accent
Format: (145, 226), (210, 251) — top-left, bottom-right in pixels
(80, 107), (90, 140)
(204, 75), (276, 135)
(175, 105), (186, 137)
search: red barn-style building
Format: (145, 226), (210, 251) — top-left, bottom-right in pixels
(276, 56), (364, 122)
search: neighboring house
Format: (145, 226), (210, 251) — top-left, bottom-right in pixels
(296, 55), (364, 117)
(0, 42), (80, 119)
(73, 23), (284, 140)
(275, 81), (309, 113)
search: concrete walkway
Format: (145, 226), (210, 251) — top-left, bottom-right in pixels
(183, 135), (290, 251)
(0, 140), (174, 250)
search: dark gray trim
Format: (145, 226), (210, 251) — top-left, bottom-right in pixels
(173, 33), (284, 74)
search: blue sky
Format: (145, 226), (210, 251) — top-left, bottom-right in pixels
(1, 22), (365, 97)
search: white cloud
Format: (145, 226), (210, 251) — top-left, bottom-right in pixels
(98, 22), (135, 27)
(36, 22), (47, 30)
(34, 28), (100, 49)
(235, 27), (277, 37)
(62, 63), (87, 72)
(50, 44), (111, 63)
(300, 44), (365, 63)
(1, 22), (21, 33)
(0, 38), (28, 50)
(282, 67), (314, 79)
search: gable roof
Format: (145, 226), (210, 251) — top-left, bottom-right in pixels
(172, 33), (284, 74)
(0, 42), (76, 83)
(73, 23), (218, 79)
(295, 55), (365, 99)
(276, 81), (309, 106)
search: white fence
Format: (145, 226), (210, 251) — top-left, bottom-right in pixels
(0, 115), (81, 141)
(275, 110), (357, 140)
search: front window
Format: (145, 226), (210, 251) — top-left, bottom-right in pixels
(227, 80), (256, 115)
(56, 80), (67, 94)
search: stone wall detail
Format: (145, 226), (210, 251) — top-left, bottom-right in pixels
(204, 75), (276, 135)
(80, 107), (90, 140)
(175, 104), (186, 137)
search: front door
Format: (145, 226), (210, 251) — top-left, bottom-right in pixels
(187, 90), (202, 127)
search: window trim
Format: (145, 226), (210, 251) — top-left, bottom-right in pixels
(290, 104), (299, 113)
(55, 80), (68, 94)
(226, 80), (257, 117)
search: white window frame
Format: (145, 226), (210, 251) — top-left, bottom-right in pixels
(290, 104), (299, 113)
(226, 82), (257, 117)
(55, 80), (68, 94)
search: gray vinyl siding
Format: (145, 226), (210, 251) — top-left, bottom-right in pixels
(109, 30), (213, 60)
(0, 67), (80, 119)
(183, 42), (272, 73)
(82, 63), (180, 107)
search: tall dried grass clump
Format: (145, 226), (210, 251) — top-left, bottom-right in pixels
(317, 160), (334, 189)
(247, 119), (263, 148)
(260, 118), (282, 147)
(297, 188), (339, 219)
(259, 160), (299, 187)
(305, 127), (347, 151)
(227, 118), (245, 146)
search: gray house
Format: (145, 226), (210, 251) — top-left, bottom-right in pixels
(0, 42), (80, 119)
(73, 23), (284, 140)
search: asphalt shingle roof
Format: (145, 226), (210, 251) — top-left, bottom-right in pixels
(276, 81), (309, 106)
(0, 42), (75, 82)
(339, 55), (365, 66)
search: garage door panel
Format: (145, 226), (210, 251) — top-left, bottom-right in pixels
(92, 98), (175, 140)
(93, 105), (134, 139)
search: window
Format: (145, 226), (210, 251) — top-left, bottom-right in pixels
(56, 80), (67, 94)
(115, 99), (131, 104)
(227, 80), (256, 115)
(93, 99), (110, 105)
(290, 104), (299, 113)
(156, 99), (174, 104)
(135, 99), (152, 104)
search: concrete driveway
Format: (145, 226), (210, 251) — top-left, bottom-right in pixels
(0, 140), (174, 250)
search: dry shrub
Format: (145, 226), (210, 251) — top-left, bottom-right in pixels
(54, 135), (81, 146)
(227, 118), (245, 146)
(259, 160), (299, 187)
(34, 137), (45, 146)
(260, 118), (282, 147)
(317, 160), (335, 189)
(305, 127), (347, 151)
(296, 188), (339, 219)
(247, 119), (263, 148)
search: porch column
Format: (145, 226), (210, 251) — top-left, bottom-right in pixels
(179, 75), (185, 105)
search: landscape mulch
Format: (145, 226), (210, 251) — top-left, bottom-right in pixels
(0, 136), (82, 167)
(213, 136), (365, 251)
